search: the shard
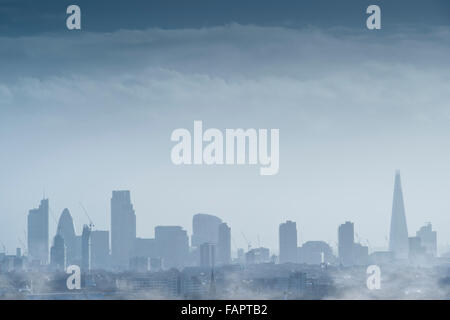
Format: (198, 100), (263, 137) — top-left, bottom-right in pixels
(389, 171), (409, 259)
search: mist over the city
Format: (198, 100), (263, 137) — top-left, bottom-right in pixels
(1, 0), (450, 300)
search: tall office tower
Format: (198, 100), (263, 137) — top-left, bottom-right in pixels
(56, 208), (77, 265)
(338, 221), (354, 266)
(155, 226), (189, 270)
(90, 230), (110, 270)
(50, 234), (66, 271)
(279, 220), (298, 263)
(389, 171), (409, 260)
(200, 243), (216, 268)
(416, 223), (437, 257)
(111, 190), (136, 270)
(217, 223), (231, 265)
(27, 198), (49, 264)
(81, 224), (91, 272)
(191, 214), (222, 247)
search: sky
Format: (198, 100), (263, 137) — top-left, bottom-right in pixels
(1, 0), (450, 255)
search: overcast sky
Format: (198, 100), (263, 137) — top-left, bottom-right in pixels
(1, 0), (450, 255)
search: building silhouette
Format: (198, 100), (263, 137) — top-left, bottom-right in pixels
(299, 241), (334, 265)
(246, 247), (270, 264)
(416, 223), (437, 257)
(81, 224), (91, 272)
(338, 221), (354, 266)
(408, 236), (426, 261)
(27, 198), (49, 265)
(191, 213), (222, 248)
(279, 220), (298, 263)
(155, 226), (189, 270)
(90, 230), (110, 270)
(56, 208), (77, 265)
(353, 242), (369, 265)
(111, 190), (136, 270)
(217, 223), (231, 265)
(200, 243), (216, 268)
(389, 171), (409, 260)
(50, 234), (66, 271)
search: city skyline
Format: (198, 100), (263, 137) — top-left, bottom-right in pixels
(2, 171), (443, 265)
(0, 170), (444, 299)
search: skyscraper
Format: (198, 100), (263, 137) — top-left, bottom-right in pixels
(389, 171), (409, 260)
(91, 230), (110, 270)
(56, 208), (77, 265)
(155, 226), (189, 270)
(81, 224), (91, 272)
(27, 198), (49, 264)
(338, 221), (354, 266)
(200, 243), (216, 268)
(191, 213), (222, 248)
(279, 220), (298, 263)
(408, 236), (426, 261)
(353, 243), (369, 266)
(50, 234), (66, 271)
(416, 223), (437, 257)
(111, 190), (136, 270)
(217, 222), (231, 266)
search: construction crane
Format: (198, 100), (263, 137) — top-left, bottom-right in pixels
(18, 237), (26, 249)
(230, 236), (238, 250)
(241, 232), (252, 252)
(79, 202), (94, 229)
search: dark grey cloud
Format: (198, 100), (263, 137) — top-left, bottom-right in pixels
(0, 0), (449, 36)
(1, 24), (449, 81)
